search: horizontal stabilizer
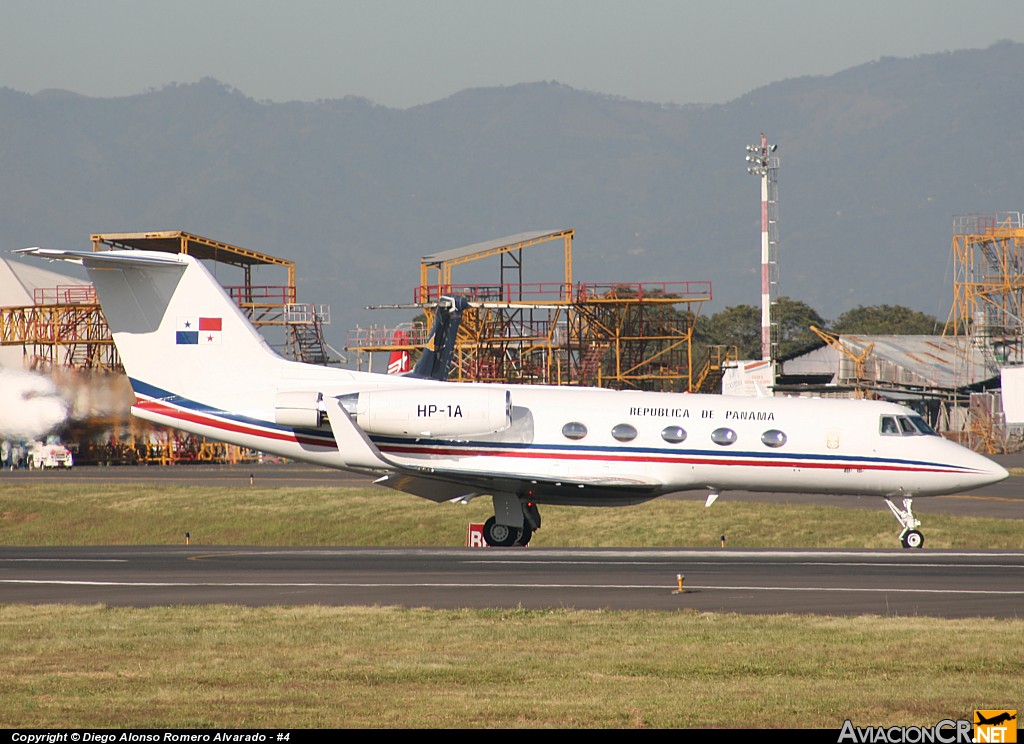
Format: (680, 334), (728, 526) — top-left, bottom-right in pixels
(14, 247), (188, 268)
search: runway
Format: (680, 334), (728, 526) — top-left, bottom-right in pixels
(2, 545), (1023, 618)
(4, 462), (1022, 616)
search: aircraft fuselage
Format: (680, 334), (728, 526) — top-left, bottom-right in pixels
(129, 375), (1006, 505)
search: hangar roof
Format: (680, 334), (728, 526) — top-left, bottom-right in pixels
(91, 230), (293, 270)
(422, 229), (571, 265)
(783, 334), (994, 391)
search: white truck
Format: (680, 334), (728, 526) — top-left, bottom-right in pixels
(28, 436), (74, 469)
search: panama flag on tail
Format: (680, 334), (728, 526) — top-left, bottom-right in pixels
(177, 317), (222, 345)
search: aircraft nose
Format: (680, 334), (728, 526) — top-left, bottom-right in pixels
(988, 460), (1010, 484)
(971, 456), (1009, 487)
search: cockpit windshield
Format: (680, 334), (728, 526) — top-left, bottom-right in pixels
(880, 414), (938, 436)
(908, 416), (937, 435)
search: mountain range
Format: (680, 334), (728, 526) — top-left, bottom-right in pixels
(2, 41), (1023, 352)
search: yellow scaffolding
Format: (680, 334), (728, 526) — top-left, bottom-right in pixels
(692, 345), (739, 394)
(352, 229), (713, 391)
(419, 229), (573, 302)
(0, 282), (119, 371)
(944, 213), (1024, 386)
(92, 230), (295, 285)
(2, 230), (314, 464)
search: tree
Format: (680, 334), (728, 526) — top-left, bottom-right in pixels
(831, 305), (940, 335)
(702, 297), (826, 360)
(702, 304), (761, 359)
(775, 297), (827, 358)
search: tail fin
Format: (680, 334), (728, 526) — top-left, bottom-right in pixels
(387, 329), (412, 375)
(18, 249), (281, 404)
(411, 296), (468, 381)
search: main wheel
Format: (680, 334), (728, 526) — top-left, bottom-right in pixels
(901, 529), (924, 549)
(483, 516), (519, 547)
(515, 524), (533, 547)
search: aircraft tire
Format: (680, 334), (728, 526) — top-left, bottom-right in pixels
(483, 516), (519, 547)
(901, 530), (924, 549)
(515, 525), (533, 547)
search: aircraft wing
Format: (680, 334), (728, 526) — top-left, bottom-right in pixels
(322, 395), (662, 505)
(373, 470), (663, 505)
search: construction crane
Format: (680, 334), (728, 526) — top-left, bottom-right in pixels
(810, 325), (875, 399)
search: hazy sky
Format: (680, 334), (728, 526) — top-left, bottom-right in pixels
(5, 0), (1024, 108)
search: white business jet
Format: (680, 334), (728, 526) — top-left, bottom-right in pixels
(20, 248), (1009, 548)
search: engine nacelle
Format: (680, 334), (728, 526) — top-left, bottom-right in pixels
(338, 387), (511, 438)
(274, 390), (324, 428)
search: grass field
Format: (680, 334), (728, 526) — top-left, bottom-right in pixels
(2, 605), (1022, 728)
(2, 482), (1022, 728)
(3, 482), (1023, 549)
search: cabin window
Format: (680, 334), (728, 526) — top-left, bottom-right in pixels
(711, 427), (737, 446)
(611, 423), (638, 442)
(761, 429), (787, 448)
(880, 416), (900, 435)
(562, 421), (588, 441)
(661, 425), (687, 444)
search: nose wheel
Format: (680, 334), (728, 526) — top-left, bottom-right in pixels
(886, 496), (925, 549)
(900, 529), (924, 549)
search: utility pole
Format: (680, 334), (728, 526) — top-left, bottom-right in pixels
(745, 133), (779, 365)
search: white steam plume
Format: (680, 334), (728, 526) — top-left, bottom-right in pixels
(0, 368), (69, 440)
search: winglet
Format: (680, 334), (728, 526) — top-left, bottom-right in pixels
(321, 395), (393, 470)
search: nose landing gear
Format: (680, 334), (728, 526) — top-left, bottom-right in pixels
(885, 496), (925, 549)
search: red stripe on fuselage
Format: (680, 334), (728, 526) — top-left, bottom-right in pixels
(376, 443), (963, 475)
(134, 398), (332, 448)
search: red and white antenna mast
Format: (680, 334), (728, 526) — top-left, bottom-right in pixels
(745, 132), (779, 364)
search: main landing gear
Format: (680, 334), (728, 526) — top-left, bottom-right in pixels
(482, 516), (531, 547)
(482, 497), (541, 547)
(885, 495), (925, 549)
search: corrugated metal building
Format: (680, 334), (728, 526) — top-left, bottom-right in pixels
(781, 335), (996, 395)
(779, 334), (1007, 449)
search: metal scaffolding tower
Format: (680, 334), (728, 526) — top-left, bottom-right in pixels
(1, 230), (334, 465)
(0, 284), (119, 371)
(945, 213), (1024, 385)
(348, 229), (715, 391)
